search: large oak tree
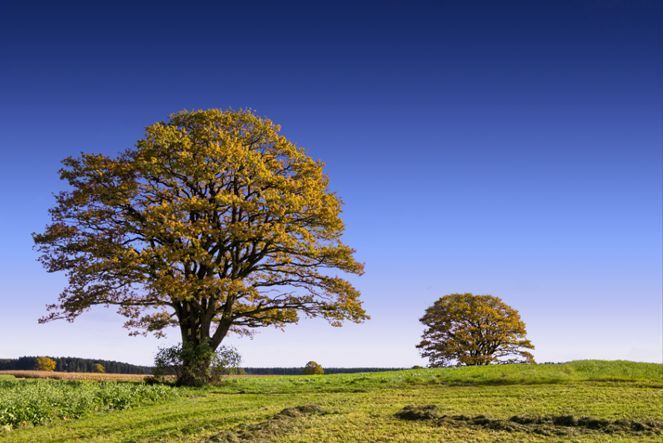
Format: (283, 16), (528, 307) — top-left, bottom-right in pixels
(34, 109), (367, 385)
(417, 293), (534, 367)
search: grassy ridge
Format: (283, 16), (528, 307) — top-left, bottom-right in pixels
(1, 360), (661, 442)
(216, 360), (663, 394)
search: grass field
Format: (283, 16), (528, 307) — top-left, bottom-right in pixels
(1, 360), (661, 442)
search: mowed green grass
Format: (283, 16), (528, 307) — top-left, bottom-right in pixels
(1, 360), (661, 442)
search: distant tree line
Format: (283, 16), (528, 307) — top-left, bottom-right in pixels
(243, 367), (404, 375)
(0, 357), (403, 375)
(0, 357), (152, 374)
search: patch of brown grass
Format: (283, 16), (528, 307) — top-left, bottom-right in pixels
(0, 370), (268, 383)
(0, 370), (149, 382)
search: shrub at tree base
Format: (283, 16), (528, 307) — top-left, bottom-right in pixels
(153, 344), (241, 386)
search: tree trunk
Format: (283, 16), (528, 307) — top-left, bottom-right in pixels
(175, 331), (213, 386)
(176, 302), (232, 386)
(175, 308), (231, 386)
(174, 308), (206, 386)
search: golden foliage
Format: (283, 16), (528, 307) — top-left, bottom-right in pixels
(35, 357), (56, 372)
(34, 109), (366, 351)
(417, 293), (534, 367)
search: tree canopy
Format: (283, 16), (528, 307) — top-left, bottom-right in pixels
(303, 361), (324, 375)
(35, 357), (56, 372)
(34, 109), (367, 384)
(417, 293), (534, 367)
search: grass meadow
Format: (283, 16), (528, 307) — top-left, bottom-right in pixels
(0, 360), (661, 442)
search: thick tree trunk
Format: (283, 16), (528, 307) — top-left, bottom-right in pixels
(174, 309), (207, 386)
(176, 333), (214, 386)
(175, 304), (231, 386)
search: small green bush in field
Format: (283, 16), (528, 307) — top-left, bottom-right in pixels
(303, 361), (324, 375)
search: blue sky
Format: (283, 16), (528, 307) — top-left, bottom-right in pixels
(0, 0), (661, 367)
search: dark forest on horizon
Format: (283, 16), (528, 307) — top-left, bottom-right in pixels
(0, 357), (404, 375)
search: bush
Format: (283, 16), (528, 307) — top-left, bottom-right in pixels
(35, 357), (56, 372)
(153, 343), (241, 386)
(303, 361), (324, 375)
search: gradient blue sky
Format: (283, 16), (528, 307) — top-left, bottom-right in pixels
(0, 0), (661, 367)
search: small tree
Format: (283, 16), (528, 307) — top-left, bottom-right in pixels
(94, 363), (106, 373)
(35, 357), (56, 371)
(303, 361), (324, 375)
(417, 293), (535, 367)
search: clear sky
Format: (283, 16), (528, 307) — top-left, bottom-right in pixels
(0, 0), (661, 367)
